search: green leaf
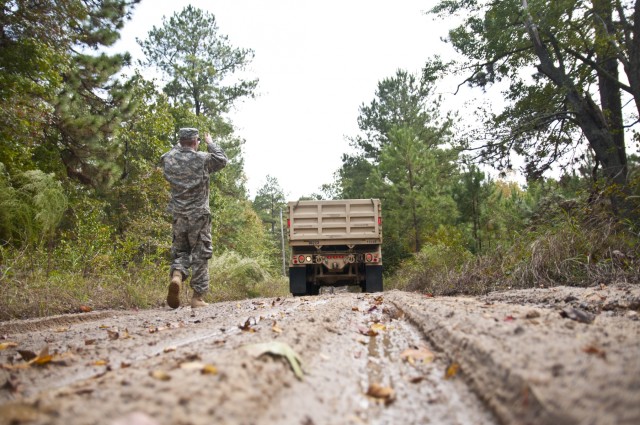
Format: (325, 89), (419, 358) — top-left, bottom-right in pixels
(243, 341), (304, 380)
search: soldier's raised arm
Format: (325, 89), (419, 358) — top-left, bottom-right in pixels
(203, 133), (228, 173)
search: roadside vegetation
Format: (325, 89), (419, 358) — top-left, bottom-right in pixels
(1, 2), (638, 320)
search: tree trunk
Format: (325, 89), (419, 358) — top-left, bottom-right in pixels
(522, 0), (628, 213)
(594, 0), (627, 181)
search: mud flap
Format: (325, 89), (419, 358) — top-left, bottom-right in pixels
(289, 267), (307, 296)
(364, 265), (383, 293)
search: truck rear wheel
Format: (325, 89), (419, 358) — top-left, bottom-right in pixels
(289, 267), (307, 296)
(363, 265), (383, 293)
(290, 267), (319, 296)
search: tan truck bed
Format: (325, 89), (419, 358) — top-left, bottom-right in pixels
(288, 199), (381, 246)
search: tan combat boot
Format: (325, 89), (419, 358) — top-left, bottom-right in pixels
(167, 271), (182, 309)
(191, 293), (209, 308)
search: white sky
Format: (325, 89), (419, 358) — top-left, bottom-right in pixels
(112, 0), (466, 200)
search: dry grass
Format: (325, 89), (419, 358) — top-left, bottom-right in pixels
(390, 209), (639, 296)
(0, 250), (289, 321)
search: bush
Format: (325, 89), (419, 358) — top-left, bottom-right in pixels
(207, 251), (288, 302)
(392, 201), (639, 296)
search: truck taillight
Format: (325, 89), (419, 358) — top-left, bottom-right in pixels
(365, 253), (373, 262)
(378, 217), (382, 225)
(287, 219), (290, 228)
(297, 255), (305, 263)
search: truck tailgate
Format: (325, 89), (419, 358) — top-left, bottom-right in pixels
(288, 199), (381, 244)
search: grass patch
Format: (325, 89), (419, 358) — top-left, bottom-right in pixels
(390, 207), (639, 296)
(208, 251), (289, 302)
(0, 249), (287, 320)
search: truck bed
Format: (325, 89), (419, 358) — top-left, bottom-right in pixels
(288, 199), (381, 246)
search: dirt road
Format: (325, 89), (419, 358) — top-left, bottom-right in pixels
(1, 284), (639, 425)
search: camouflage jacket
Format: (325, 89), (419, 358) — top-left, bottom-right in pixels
(160, 142), (228, 217)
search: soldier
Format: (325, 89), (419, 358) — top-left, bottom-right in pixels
(160, 128), (228, 309)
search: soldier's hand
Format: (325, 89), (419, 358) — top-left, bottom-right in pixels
(204, 133), (213, 144)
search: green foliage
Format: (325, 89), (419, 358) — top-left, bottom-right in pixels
(430, 0), (634, 215)
(390, 225), (474, 294)
(337, 69), (457, 271)
(0, 2), (291, 321)
(253, 175), (286, 234)
(138, 5), (258, 117)
(0, 0), (141, 187)
(208, 251), (288, 301)
(392, 187), (639, 296)
(0, 166), (67, 246)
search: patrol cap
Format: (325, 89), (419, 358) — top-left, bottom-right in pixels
(178, 128), (199, 140)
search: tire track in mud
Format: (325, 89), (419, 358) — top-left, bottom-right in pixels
(386, 288), (640, 425)
(0, 293), (497, 425)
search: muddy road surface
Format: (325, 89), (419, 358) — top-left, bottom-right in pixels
(1, 285), (639, 425)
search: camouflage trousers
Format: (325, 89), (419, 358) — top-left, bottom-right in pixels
(170, 214), (213, 295)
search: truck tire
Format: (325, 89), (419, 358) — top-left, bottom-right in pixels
(290, 267), (307, 296)
(363, 265), (383, 293)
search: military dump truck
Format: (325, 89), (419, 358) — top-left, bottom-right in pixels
(287, 199), (383, 296)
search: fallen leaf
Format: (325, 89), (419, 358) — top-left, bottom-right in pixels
(525, 310), (541, 319)
(371, 323), (386, 333)
(504, 315), (516, 322)
(79, 305), (92, 313)
(149, 370), (171, 381)
(239, 317), (257, 332)
(93, 359), (109, 366)
(18, 350), (38, 362)
(0, 342), (17, 351)
(400, 347), (435, 365)
(366, 383), (395, 404)
(358, 326), (377, 337)
(352, 307), (360, 312)
(107, 330), (119, 340)
(560, 307), (595, 324)
(244, 341), (304, 380)
(272, 322), (283, 334)
(445, 362), (459, 379)
(30, 346), (52, 366)
(201, 364), (218, 375)
(179, 361), (218, 375)
(180, 361), (205, 371)
(55, 327), (69, 333)
(582, 345), (607, 359)
(17, 350), (37, 362)
(163, 346), (176, 353)
(84, 339), (96, 345)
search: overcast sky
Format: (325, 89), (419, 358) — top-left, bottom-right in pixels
(112, 0), (464, 199)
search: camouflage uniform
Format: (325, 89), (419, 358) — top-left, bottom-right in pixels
(160, 129), (227, 296)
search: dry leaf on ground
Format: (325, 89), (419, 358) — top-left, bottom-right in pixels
(366, 383), (395, 404)
(400, 347), (435, 365)
(0, 342), (18, 351)
(371, 323), (386, 333)
(582, 345), (607, 359)
(445, 362), (460, 379)
(149, 370), (171, 381)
